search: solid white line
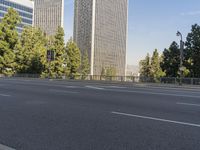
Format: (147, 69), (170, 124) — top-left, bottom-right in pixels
(64, 86), (78, 88)
(104, 86), (127, 89)
(85, 86), (104, 90)
(177, 102), (200, 107)
(111, 111), (200, 128)
(0, 94), (11, 97)
(49, 89), (78, 94)
(0, 143), (15, 150)
(107, 89), (200, 98)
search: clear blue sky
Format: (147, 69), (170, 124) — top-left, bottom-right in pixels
(64, 0), (200, 66)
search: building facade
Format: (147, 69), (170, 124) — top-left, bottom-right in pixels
(74, 0), (128, 76)
(34, 0), (64, 36)
(0, 0), (34, 33)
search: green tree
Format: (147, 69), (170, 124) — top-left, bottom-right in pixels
(151, 49), (165, 78)
(139, 53), (151, 77)
(160, 41), (180, 77)
(101, 67), (106, 76)
(0, 8), (21, 76)
(81, 50), (90, 76)
(185, 24), (200, 77)
(66, 39), (81, 77)
(15, 27), (47, 74)
(52, 27), (66, 77)
(42, 27), (66, 78)
(41, 36), (56, 78)
(106, 67), (117, 76)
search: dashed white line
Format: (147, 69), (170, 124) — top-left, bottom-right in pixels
(177, 102), (200, 107)
(102, 86), (127, 89)
(85, 86), (104, 90)
(111, 111), (200, 128)
(0, 94), (11, 97)
(0, 143), (15, 150)
(64, 86), (78, 88)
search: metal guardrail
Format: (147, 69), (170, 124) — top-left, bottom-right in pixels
(1, 74), (200, 86)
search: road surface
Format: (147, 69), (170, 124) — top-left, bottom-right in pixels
(0, 78), (200, 150)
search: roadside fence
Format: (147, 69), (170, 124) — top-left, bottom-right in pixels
(1, 74), (200, 86)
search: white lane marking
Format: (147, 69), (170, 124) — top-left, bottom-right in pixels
(85, 86), (104, 90)
(0, 94), (11, 97)
(177, 102), (200, 107)
(49, 89), (79, 94)
(102, 86), (127, 89)
(64, 86), (78, 88)
(111, 111), (200, 128)
(106, 89), (200, 98)
(131, 86), (200, 94)
(0, 143), (15, 150)
(134, 84), (200, 91)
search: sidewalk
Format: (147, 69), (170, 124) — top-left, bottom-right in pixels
(2, 76), (200, 90)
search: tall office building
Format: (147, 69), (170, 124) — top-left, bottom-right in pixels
(74, 0), (128, 76)
(0, 0), (34, 33)
(34, 0), (64, 36)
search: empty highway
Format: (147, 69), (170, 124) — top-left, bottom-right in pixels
(0, 78), (200, 150)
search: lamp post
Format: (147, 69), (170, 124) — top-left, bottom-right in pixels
(176, 31), (184, 85)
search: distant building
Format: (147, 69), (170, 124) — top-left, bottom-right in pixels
(34, 0), (64, 35)
(126, 65), (139, 76)
(0, 0), (34, 33)
(74, 0), (128, 76)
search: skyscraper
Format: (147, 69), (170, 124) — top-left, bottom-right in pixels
(74, 0), (128, 76)
(0, 0), (34, 33)
(34, 0), (64, 35)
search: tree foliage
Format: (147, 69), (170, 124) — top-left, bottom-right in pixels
(101, 67), (117, 76)
(185, 24), (200, 77)
(140, 50), (165, 78)
(0, 8), (21, 75)
(160, 41), (180, 77)
(106, 67), (117, 76)
(151, 49), (165, 78)
(66, 39), (81, 77)
(81, 50), (90, 76)
(139, 53), (151, 77)
(41, 27), (66, 78)
(16, 27), (46, 74)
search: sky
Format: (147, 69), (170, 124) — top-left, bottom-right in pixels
(64, 0), (200, 66)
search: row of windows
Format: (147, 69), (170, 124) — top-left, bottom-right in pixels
(0, 12), (32, 25)
(0, 0), (33, 13)
(21, 17), (32, 24)
(16, 27), (23, 33)
(17, 23), (30, 28)
(0, 5), (33, 19)
(0, 17), (26, 33)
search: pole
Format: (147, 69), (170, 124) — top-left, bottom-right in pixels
(177, 31), (184, 86)
(180, 39), (184, 85)
(48, 59), (50, 79)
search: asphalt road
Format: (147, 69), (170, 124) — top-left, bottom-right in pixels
(0, 78), (200, 150)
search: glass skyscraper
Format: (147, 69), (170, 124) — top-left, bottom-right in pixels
(0, 0), (34, 33)
(74, 0), (128, 76)
(34, 0), (64, 36)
